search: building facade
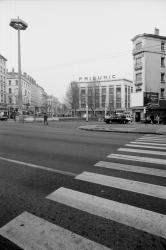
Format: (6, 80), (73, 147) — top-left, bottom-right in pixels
(6, 70), (31, 113)
(47, 95), (60, 116)
(71, 76), (133, 117)
(6, 69), (46, 114)
(0, 54), (7, 113)
(131, 28), (166, 122)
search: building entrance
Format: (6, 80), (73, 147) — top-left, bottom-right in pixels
(135, 112), (141, 122)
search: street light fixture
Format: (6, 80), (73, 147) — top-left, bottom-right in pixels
(9, 17), (28, 113)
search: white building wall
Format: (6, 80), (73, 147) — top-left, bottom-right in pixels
(75, 78), (133, 113)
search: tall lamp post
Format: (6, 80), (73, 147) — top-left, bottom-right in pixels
(10, 17), (28, 113)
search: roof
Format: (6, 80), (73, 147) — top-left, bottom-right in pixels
(75, 78), (133, 84)
(0, 54), (7, 61)
(132, 33), (166, 42)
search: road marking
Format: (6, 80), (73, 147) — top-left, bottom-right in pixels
(118, 147), (166, 156)
(0, 212), (110, 250)
(142, 135), (166, 139)
(108, 153), (166, 165)
(75, 171), (166, 199)
(125, 143), (166, 150)
(131, 141), (166, 146)
(0, 155), (76, 177)
(95, 161), (166, 178)
(47, 187), (166, 239)
(136, 138), (166, 142)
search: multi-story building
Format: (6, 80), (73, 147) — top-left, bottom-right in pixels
(6, 69), (31, 113)
(71, 76), (133, 117)
(47, 95), (60, 116)
(6, 69), (46, 114)
(0, 54), (7, 113)
(131, 28), (166, 121)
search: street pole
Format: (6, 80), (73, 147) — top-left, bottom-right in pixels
(17, 26), (22, 113)
(10, 17), (28, 116)
(86, 87), (88, 122)
(86, 105), (88, 122)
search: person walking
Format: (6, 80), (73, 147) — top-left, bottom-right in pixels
(43, 112), (48, 125)
(156, 114), (160, 125)
(150, 113), (154, 125)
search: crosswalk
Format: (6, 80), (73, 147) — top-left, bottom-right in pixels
(0, 134), (166, 249)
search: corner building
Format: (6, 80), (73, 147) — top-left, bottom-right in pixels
(73, 76), (133, 117)
(0, 54), (7, 112)
(131, 28), (166, 122)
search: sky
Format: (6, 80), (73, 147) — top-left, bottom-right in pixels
(1, 0), (166, 102)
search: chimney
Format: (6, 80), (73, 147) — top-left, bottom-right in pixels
(154, 27), (159, 36)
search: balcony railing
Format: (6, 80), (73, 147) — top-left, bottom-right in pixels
(134, 63), (142, 70)
(161, 80), (165, 84)
(132, 47), (143, 55)
(135, 81), (143, 86)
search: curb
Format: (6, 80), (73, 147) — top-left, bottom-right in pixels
(79, 127), (164, 135)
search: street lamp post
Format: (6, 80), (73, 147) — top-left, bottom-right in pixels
(10, 17), (28, 113)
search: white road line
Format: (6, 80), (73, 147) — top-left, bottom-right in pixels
(0, 155), (76, 177)
(95, 161), (166, 178)
(108, 153), (166, 165)
(125, 143), (166, 150)
(47, 187), (166, 239)
(118, 147), (166, 156)
(75, 171), (166, 199)
(136, 138), (166, 142)
(141, 135), (166, 139)
(131, 141), (166, 146)
(0, 212), (110, 250)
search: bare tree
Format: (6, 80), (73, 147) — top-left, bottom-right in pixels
(65, 81), (79, 116)
(87, 82), (100, 116)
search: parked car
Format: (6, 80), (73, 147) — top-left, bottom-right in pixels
(104, 114), (132, 124)
(0, 111), (8, 121)
(0, 115), (8, 121)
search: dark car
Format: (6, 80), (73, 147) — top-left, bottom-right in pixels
(104, 114), (130, 124)
(0, 116), (8, 121)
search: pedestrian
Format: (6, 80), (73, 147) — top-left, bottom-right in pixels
(144, 113), (148, 125)
(150, 113), (154, 125)
(43, 112), (48, 125)
(156, 114), (160, 125)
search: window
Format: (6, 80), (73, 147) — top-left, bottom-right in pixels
(161, 73), (165, 83)
(116, 86), (121, 109)
(136, 42), (142, 50)
(125, 86), (127, 108)
(9, 97), (12, 104)
(128, 86), (130, 108)
(136, 73), (142, 82)
(16, 80), (18, 86)
(80, 89), (86, 108)
(101, 87), (106, 108)
(161, 57), (165, 67)
(95, 87), (100, 108)
(9, 80), (11, 86)
(9, 88), (12, 94)
(109, 86), (114, 109)
(161, 42), (165, 51)
(136, 57), (142, 65)
(161, 88), (165, 99)
(136, 87), (142, 92)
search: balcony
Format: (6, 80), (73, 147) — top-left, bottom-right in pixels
(134, 63), (142, 70)
(161, 80), (165, 84)
(135, 81), (143, 86)
(132, 47), (143, 55)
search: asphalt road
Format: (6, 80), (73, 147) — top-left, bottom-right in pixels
(0, 120), (166, 250)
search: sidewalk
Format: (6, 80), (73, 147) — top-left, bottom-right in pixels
(79, 122), (166, 135)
